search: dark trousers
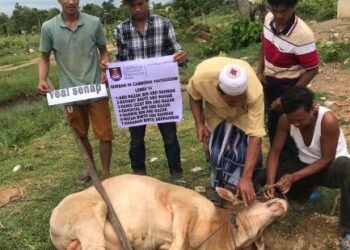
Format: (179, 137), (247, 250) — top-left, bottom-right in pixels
(128, 122), (182, 175)
(257, 156), (350, 234)
(264, 77), (298, 160)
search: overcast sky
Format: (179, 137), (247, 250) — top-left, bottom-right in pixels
(2, 0), (170, 16)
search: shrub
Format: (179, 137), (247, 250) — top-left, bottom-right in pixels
(201, 17), (262, 57)
(317, 43), (350, 63)
(230, 18), (262, 48)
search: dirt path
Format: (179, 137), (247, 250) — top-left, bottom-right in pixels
(0, 44), (116, 72)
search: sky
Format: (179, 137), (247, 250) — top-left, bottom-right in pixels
(1, 0), (170, 16)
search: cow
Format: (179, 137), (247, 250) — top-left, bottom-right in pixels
(49, 174), (287, 250)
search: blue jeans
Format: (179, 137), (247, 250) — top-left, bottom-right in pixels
(128, 122), (182, 174)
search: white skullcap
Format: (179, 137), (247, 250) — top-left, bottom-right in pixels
(218, 64), (248, 96)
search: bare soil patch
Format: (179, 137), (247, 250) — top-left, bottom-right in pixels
(0, 186), (25, 207)
(309, 18), (350, 43)
(264, 212), (341, 250)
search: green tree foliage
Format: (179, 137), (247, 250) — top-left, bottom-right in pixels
(171, 0), (195, 27)
(0, 13), (9, 35)
(82, 4), (103, 18)
(10, 3), (39, 34)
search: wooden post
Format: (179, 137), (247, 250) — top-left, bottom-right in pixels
(46, 78), (133, 250)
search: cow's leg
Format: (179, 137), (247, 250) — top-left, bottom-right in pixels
(74, 201), (108, 250)
(168, 208), (191, 250)
(67, 240), (82, 250)
(254, 235), (265, 250)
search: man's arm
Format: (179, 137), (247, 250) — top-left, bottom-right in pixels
(296, 68), (319, 87)
(166, 21), (187, 65)
(257, 44), (265, 85)
(237, 136), (262, 206)
(270, 68), (319, 110)
(37, 52), (51, 94)
(189, 94), (210, 149)
(265, 115), (289, 197)
(97, 44), (109, 82)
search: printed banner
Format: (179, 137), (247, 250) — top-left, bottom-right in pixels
(47, 84), (107, 105)
(107, 56), (183, 128)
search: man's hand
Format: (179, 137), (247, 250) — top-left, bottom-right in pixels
(173, 50), (187, 64)
(195, 123), (210, 149)
(236, 177), (256, 206)
(37, 80), (51, 95)
(100, 60), (108, 72)
(278, 174), (294, 194)
(270, 97), (282, 111)
(263, 186), (276, 199)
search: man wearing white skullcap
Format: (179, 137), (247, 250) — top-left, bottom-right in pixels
(187, 57), (266, 206)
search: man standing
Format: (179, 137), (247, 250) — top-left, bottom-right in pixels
(187, 57), (265, 206)
(114, 0), (187, 181)
(257, 0), (319, 157)
(264, 86), (350, 249)
(37, 0), (114, 183)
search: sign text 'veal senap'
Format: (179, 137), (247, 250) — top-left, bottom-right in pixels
(47, 84), (107, 105)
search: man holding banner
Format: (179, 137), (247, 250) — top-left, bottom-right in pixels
(37, 0), (114, 184)
(113, 0), (187, 181)
(187, 57), (265, 206)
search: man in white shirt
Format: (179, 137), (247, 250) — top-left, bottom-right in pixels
(264, 86), (350, 249)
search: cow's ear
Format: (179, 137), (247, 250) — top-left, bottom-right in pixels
(216, 187), (241, 205)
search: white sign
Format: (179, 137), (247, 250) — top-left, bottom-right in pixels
(47, 84), (108, 106)
(107, 56), (183, 128)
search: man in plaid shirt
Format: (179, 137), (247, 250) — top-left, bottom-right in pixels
(114, 0), (187, 182)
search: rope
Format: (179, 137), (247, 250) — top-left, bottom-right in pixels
(195, 218), (230, 249)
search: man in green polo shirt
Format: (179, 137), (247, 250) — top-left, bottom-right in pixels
(37, 0), (114, 184)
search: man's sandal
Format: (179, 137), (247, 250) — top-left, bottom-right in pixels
(76, 173), (91, 185)
(341, 234), (350, 250)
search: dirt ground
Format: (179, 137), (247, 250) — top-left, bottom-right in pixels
(264, 212), (342, 250)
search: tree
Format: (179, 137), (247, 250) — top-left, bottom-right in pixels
(0, 12), (9, 35)
(47, 8), (60, 19)
(82, 4), (103, 17)
(101, 0), (117, 24)
(10, 3), (40, 34)
(171, 0), (195, 27)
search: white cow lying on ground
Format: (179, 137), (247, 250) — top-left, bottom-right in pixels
(50, 174), (287, 250)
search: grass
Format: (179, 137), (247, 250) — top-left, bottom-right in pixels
(0, 64), (59, 105)
(0, 39), (342, 249)
(0, 52), (40, 66)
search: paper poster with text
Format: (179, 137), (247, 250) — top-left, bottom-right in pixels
(107, 56), (183, 128)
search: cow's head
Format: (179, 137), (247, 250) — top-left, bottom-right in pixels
(216, 187), (288, 249)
